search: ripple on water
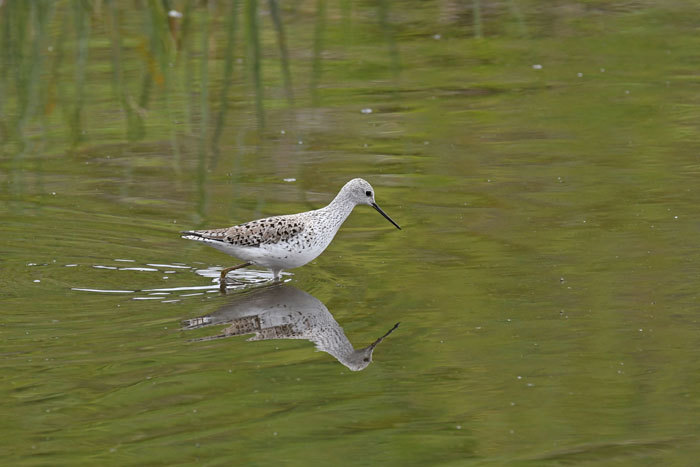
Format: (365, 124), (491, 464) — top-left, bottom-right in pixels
(118, 267), (159, 272)
(70, 261), (279, 301)
(147, 263), (192, 269)
(72, 287), (135, 293)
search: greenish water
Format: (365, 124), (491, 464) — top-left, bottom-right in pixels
(3, 1), (700, 464)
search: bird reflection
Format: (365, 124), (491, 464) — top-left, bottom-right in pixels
(182, 284), (399, 371)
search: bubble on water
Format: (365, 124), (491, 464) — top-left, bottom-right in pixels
(577, 72), (583, 77)
(361, 108), (373, 114)
(283, 178), (296, 183)
(532, 64), (543, 70)
(433, 34), (442, 40)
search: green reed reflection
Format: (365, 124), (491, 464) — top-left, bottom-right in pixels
(212, 0), (240, 159)
(70, 0), (89, 147)
(245, 0), (264, 128)
(268, 0), (293, 106)
(310, 0), (326, 106)
(0, 0), (408, 155)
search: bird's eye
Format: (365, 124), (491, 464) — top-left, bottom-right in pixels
(365, 191), (372, 197)
(363, 358), (370, 362)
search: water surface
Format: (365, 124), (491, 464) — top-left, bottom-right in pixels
(2, 1), (700, 465)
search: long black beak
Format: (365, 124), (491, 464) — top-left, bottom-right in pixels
(372, 203), (401, 230)
(369, 322), (400, 350)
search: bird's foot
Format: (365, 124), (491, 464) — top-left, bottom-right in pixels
(218, 261), (253, 293)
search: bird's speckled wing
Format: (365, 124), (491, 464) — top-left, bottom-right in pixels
(222, 216), (306, 247)
(182, 215), (308, 248)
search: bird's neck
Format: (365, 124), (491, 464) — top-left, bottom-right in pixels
(318, 194), (356, 232)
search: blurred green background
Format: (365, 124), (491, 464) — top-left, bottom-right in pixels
(3, 0), (700, 464)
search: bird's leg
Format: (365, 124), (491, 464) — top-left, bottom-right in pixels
(219, 261), (253, 287)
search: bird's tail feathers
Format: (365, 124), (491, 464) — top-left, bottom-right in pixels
(181, 229), (227, 242)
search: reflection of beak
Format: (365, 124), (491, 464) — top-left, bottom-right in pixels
(372, 203), (401, 230)
(369, 322), (400, 350)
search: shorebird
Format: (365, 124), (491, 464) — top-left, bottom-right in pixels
(181, 178), (401, 284)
